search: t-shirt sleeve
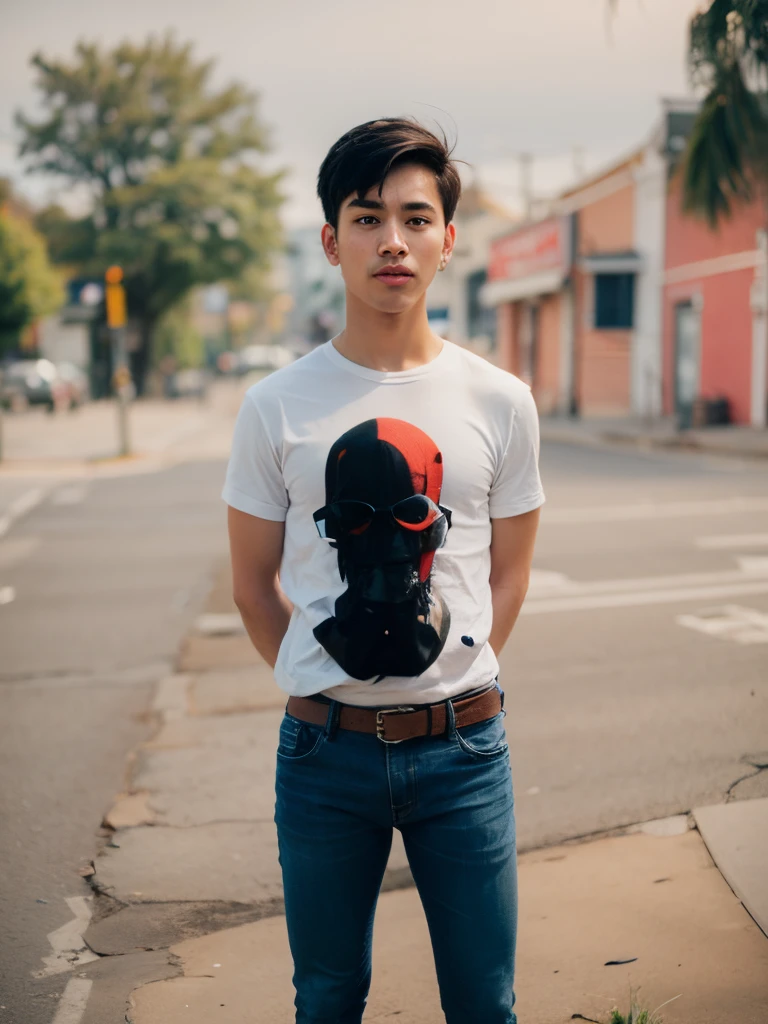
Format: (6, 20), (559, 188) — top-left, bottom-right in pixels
(221, 392), (289, 522)
(489, 386), (546, 519)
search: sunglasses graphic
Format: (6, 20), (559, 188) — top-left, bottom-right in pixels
(313, 496), (452, 550)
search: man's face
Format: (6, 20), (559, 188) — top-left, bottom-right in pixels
(321, 162), (455, 315)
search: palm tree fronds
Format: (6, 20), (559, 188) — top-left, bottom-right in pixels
(682, 60), (768, 224)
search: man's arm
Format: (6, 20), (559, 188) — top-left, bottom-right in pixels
(488, 507), (541, 655)
(228, 506), (293, 668)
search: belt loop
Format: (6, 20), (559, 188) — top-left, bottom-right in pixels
(324, 699), (341, 741)
(495, 679), (505, 712)
(444, 696), (457, 739)
(425, 703), (433, 737)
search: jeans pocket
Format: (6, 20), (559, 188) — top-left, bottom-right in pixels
(276, 713), (326, 762)
(455, 711), (509, 761)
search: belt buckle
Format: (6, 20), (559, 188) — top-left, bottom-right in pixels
(376, 706), (415, 744)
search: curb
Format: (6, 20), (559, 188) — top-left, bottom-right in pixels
(540, 425), (768, 460)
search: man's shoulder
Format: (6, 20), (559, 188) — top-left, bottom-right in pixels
(448, 343), (532, 406)
(242, 344), (330, 407)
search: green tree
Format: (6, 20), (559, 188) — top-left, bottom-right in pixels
(153, 300), (204, 372)
(611, 0), (768, 224)
(18, 35), (283, 390)
(683, 0), (768, 224)
(0, 203), (64, 356)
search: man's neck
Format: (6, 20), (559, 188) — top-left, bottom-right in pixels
(333, 293), (443, 372)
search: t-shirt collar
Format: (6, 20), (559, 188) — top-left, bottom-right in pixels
(321, 336), (453, 383)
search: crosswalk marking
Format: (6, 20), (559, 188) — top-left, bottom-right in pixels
(0, 487), (46, 538)
(677, 605), (768, 645)
(522, 579), (768, 615)
(696, 533), (768, 550)
(544, 496), (768, 525)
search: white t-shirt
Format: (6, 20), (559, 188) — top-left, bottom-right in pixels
(222, 339), (545, 707)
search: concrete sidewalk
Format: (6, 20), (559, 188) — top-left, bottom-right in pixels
(540, 415), (768, 460)
(0, 375), (255, 473)
(83, 563), (768, 1024)
(128, 826), (768, 1024)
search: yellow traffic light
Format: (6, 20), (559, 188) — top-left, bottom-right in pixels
(105, 266), (127, 328)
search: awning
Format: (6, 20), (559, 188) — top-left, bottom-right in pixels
(480, 268), (565, 307)
(579, 251), (645, 274)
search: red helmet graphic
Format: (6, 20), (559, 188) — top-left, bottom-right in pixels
(312, 418), (452, 681)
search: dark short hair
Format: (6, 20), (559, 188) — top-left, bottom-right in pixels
(317, 118), (461, 229)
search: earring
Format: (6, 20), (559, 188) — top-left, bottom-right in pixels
(438, 255), (448, 272)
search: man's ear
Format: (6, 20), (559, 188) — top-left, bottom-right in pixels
(441, 222), (457, 266)
(321, 223), (340, 267)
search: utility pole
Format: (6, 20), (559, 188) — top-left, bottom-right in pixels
(519, 153), (533, 220)
(105, 265), (132, 457)
(572, 145), (585, 182)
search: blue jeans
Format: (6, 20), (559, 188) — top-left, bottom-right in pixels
(274, 684), (518, 1023)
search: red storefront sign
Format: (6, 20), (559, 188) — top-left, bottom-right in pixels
(488, 217), (569, 283)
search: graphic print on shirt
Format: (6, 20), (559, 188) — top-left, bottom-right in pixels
(312, 417), (452, 681)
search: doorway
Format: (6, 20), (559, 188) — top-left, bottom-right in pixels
(674, 300), (700, 428)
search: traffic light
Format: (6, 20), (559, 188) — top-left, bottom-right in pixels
(105, 266), (127, 329)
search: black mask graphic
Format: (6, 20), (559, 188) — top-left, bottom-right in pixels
(312, 418), (452, 681)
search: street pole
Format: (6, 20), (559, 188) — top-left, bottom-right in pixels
(519, 153), (533, 220)
(105, 266), (132, 457)
(110, 325), (132, 457)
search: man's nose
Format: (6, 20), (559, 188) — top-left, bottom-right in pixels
(378, 224), (408, 257)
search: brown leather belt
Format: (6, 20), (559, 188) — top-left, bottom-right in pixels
(285, 685), (502, 744)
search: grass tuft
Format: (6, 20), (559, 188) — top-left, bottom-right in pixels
(605, 988), (681, 1024)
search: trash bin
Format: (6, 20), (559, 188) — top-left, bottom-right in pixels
(691, 396), (730, 428)
(705, 396), (731, 425)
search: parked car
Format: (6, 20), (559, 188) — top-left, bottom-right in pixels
(0, 359), (69, 412)
(167, 368), (209, 400)
(237, 344), (294, 374)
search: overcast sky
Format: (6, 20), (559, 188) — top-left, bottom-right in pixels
(2, 0), (700, 226)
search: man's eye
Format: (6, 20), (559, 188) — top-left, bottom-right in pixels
(356, 216), (378, 225)
(409, 217), (429, 227)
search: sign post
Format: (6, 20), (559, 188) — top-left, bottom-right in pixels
(105, 266), (132, 457)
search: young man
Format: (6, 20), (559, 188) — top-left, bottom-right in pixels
(223, 118), (544, 1024)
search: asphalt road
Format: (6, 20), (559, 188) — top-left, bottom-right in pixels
(0, 436), (767, 1023)
(0, 459), (230, 1024)
(504, 441), (768, 850)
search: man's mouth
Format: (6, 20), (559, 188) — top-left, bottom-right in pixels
(374, 265), (414, 287)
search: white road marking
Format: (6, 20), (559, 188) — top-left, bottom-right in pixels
(195, 612), (246, 635)
(0, 586), (15, 605)
(735, 555), (768, 575)
(544, 496), (768, 525)
(52, 484), (89, 506)
(34, 896), (98, 978)
(677, 605), (768, 645)
(522, 555), (768, 614)
(528, 559), (768, 599)
(696, 533), (768, 550)
(0, 487), (46, 538)
(528, 569), (572, 592)
(51, 978), (93, 1024)
(522, 580), (768, 615)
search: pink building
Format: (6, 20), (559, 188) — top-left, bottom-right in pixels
(662, 175), (768, 427)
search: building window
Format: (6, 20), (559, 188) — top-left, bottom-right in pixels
(594, 273), (635, 329)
